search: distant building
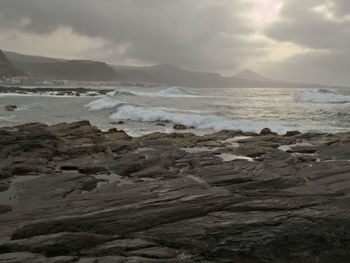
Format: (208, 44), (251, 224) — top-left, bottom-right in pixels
(7, 76), (29, 84)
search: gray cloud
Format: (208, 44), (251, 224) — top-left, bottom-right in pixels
(265, 0), (350, 50)
(0, 0), (350, 85)
(0, 0), (259, 72)
(329, 0), (350, 17)
(260, 0), (350, 85)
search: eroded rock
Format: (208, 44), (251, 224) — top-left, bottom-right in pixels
(0, 121), (350, 262)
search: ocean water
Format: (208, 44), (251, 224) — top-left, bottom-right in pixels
(1, 86), (350, 136)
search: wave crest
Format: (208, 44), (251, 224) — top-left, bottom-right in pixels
(110, 105), (329, 134)
(295, 90), (350, 103)
(113, 87), (196, 98)
(85, 97), (124, 111)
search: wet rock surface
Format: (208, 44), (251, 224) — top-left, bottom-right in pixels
(0, 121), (350, 262)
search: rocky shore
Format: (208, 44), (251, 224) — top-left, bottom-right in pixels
(0, 86), (113, 97)
(0, 121), (350, 262)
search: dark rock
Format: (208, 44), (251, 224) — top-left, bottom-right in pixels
(288, 146), (318, 154)
(285, 130), (301, 136)
(0, 252), (48, 262)
(5, 105), (17, 111)
(124, 247), (178, 259)
(0, 232), (112, 257)
(260, 127), (278, 135)
(84, 238), (157, 256)
(0, 205), (12, 214)
(243, 131), (259, 136)
(0, 122), (350, 262)
(173, 124), (187, 130)
(0, 180), (9, 192)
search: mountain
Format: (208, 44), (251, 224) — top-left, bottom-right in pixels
(234, 69), (268, 82)
(113, 65), (155, 83)
(140, 64), (225, 87)
(4, 50), (124, 81)
(4, 51), (65, 64)
(41, 60), (125, 81)
(113, 63), (225, 86)
(12, 59), (124, 81)
(3, 50), (345, 88)
(0, 50), (27, 78)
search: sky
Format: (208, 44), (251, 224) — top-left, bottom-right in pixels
(0, 0), (349, 86)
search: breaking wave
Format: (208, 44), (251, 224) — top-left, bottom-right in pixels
(110, 105), (333, 134)
(113, 87), (197, 98)
(295, 90), (350, 103)
(85, 97), (124, 110)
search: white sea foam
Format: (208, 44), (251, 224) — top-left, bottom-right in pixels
(85, 97), (124, 111)
(0, 93), (31, 97)
(110, 105), (330, 134)
(113, 87), (197, 98)
(295, 90), (350, 103)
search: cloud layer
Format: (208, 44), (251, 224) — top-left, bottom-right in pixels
(0, 0), (349, 85)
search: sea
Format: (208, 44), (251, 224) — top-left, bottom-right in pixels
(1, 85), (350, 136)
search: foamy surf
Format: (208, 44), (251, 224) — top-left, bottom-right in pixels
(110, 105), (338, 134)
(295, 90), (350, 103)
(113, 87), (197, 98)
(85, 97), (124, 111)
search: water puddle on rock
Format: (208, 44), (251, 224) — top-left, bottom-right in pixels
(222, 136), (251, 146)
(182, 147), (221, 153)
(278, 141), (314, 152)
(94, 173), (133, 188)
(0, 175), (42, 206)
(217, 153), (254, 162)
(133, 147), (155, 153)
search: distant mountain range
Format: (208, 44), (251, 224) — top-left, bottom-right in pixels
(2, 50), (343, 88)
(4, 51), (123, 81)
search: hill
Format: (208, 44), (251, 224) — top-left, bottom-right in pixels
(234, 69), (268, 82)
(113, 65), (155, 83)
(0, 50), (27, 78)
(14, 59), (125, 81)
(140, 64), (224, 87)
(4, 51), (65, 64)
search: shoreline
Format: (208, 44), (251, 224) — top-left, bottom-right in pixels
(2, 85), (350, 136)
(0, 121), (350, 262)
(0, 85), (114, 97)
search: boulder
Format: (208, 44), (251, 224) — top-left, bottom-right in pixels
(173, 124), (187, 130)
(259, 127), (277, 135)
(5, 105), (17, 111)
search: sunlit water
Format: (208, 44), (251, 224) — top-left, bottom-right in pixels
(1, 86), (349, 136)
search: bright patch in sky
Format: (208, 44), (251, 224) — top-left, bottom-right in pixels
(251, 0), (283, 24)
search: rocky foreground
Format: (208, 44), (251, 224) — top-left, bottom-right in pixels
(0, 121), (350, 262)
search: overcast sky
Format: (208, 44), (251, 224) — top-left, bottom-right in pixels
(0, 0), (349, 86)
